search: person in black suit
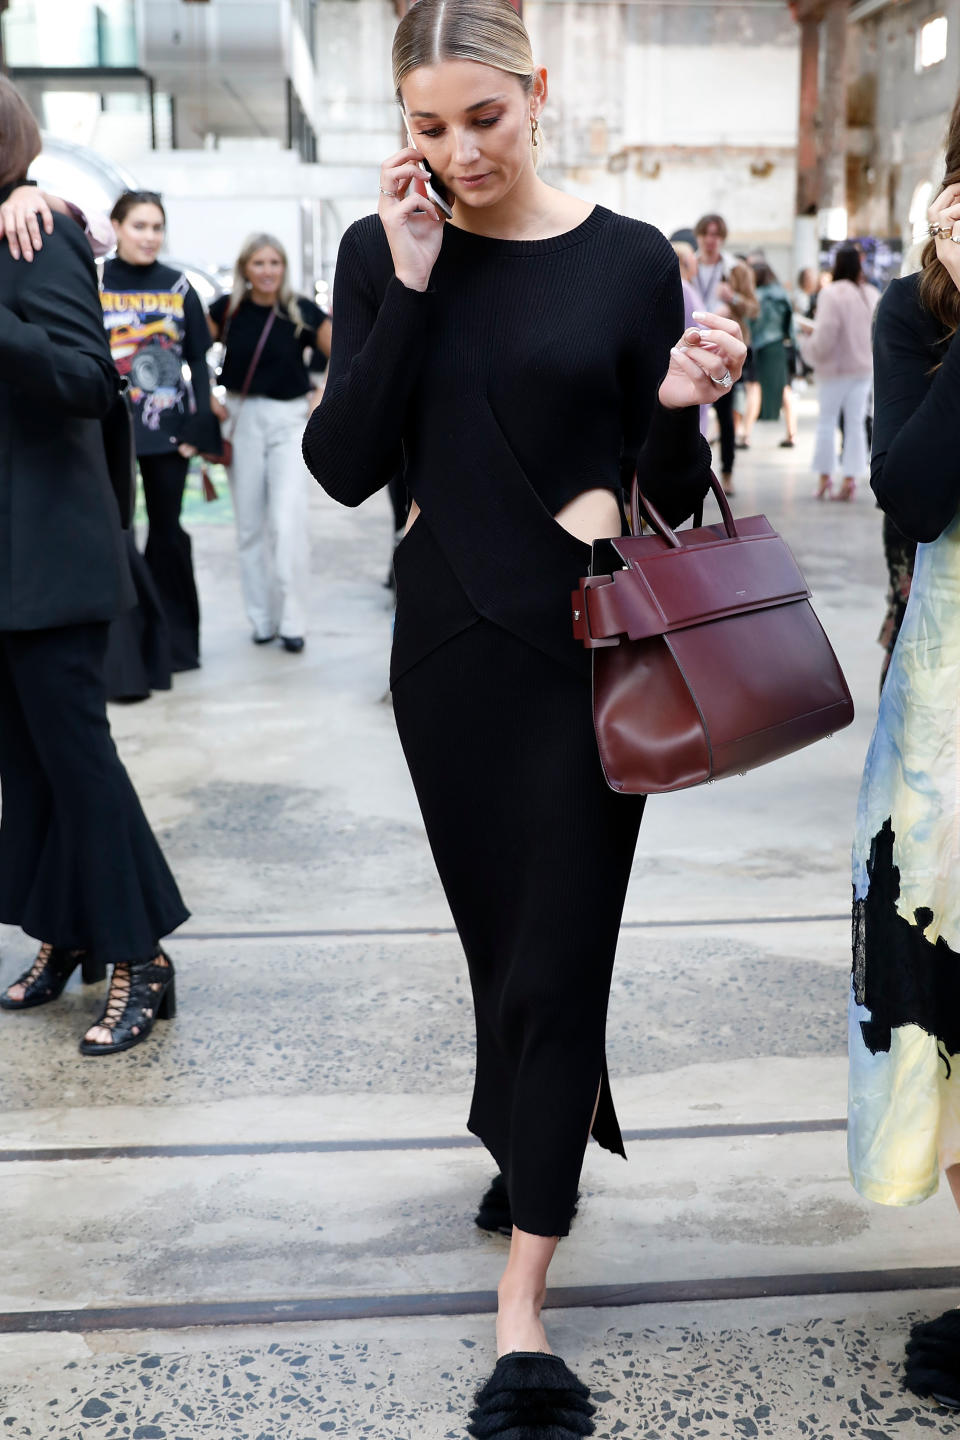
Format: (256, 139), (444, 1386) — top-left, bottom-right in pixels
(0, 77), (187, 1055)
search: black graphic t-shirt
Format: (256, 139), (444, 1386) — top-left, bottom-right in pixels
(209, 294), (327, 400)
(100, 257), (219, 457)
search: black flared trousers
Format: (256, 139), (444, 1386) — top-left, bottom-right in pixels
(140, 452), (200, 673)
(393, 620), (645, 1238)
(0, 622), (189, 961)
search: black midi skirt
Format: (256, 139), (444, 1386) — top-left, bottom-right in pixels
(392, 618), (645, 1237)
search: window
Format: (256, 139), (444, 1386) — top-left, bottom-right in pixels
(917, 14), (948, 71)
(1, 1), (137, 70)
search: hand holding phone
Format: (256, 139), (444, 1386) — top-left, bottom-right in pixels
(403, 123), (454, 219)
(378, 144), (446, 293)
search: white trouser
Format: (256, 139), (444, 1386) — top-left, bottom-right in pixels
(812, 374), (872, 479)
(226, 393), (310, 639)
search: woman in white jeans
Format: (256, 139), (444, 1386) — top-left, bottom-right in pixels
(208, 235), (331, 651)
(803, 245), (879, 502)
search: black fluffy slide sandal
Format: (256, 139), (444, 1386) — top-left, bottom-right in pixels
(474, 1175), (580, 1238)
(475, 1174), (513, 1236)
(467, 1351), (596, 1439)
(904, 1308), (960, 1408)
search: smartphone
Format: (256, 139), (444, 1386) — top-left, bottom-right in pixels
(403, 121), (454, 219)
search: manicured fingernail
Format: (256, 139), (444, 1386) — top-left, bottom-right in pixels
(692, 310), (708, 319)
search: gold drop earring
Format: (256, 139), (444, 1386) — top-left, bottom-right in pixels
(531, 115), (540, 146)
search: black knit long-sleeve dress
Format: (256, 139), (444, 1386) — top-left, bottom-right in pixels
(303, 205), (712, 1237)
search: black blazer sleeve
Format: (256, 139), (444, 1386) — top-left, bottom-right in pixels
(871, 275), (960, 543)
(0, 216), (115, 418)
(302, 222), (435, 506)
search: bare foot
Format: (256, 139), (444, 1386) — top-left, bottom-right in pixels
(496, 1278), (550, 1357)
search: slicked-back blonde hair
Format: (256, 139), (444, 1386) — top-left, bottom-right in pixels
(0, 76), (42, 192)
(392, 0), (541, 162)
(228, 232), (303, 331)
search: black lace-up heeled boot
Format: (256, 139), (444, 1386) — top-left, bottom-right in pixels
(79, 950), (176, 1056)
(0, 944), (106, 1011)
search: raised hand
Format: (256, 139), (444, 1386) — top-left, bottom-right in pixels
(0, 185), (54, 262)
(378, 146), (445, 293)
(928, 182), (960, 293)
(659, 311), (747, 411)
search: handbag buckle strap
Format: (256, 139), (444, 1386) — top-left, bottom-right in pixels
(571, 576), (621, 649)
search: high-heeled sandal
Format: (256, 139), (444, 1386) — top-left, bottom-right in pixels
(816, 476), (833, 501)
(832, 478), (856, 503)
(79, 950), (176, 1056)
(0, 944), (105, 1011)
(904, 1308), (960, 1408)
(468, 1352), (596, 1438)
(475, 1174), (580, 1238)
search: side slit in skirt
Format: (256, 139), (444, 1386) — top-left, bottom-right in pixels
(392, 616), (645, 1237)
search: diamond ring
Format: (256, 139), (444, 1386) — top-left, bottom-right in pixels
(711, 369), (733, 389)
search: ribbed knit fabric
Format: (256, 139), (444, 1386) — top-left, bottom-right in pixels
(304, 206), (712, 681)
(303, 206), (712, 1236)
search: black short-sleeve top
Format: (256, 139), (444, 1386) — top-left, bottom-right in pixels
(209, 294), (327, 400)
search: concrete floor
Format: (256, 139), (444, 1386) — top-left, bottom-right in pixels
(1, 393), (958, 1438)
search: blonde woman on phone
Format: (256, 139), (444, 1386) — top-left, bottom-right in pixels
(303, 1), (744, 1432)
(208, 235), (331, 652)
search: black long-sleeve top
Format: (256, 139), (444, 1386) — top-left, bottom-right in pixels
(871, 272), (960, 543)
(304, 206), (711, 679)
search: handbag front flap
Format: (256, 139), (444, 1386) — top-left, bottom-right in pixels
(586, 520), (809, 644)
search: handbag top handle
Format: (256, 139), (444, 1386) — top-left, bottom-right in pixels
(631, 469), (738, 548)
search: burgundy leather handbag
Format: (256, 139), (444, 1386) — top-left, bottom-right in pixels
(571, 472), (854, 794)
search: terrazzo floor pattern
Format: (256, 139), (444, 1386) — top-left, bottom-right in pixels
(3, 1297), (959, 1438)
(2, 411), (957, 1436)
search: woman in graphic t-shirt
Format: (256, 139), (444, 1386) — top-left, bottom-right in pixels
(208, 234), (331, 653)
(101, 191), (221, 673)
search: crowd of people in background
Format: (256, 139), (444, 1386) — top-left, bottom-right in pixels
(672, 211), (882, 501)
(671, 211), (915, 689)
(0, 172), (332, 697)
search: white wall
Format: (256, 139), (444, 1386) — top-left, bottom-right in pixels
(132, 146), (324, 290)
(526, 0), (799, 269)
